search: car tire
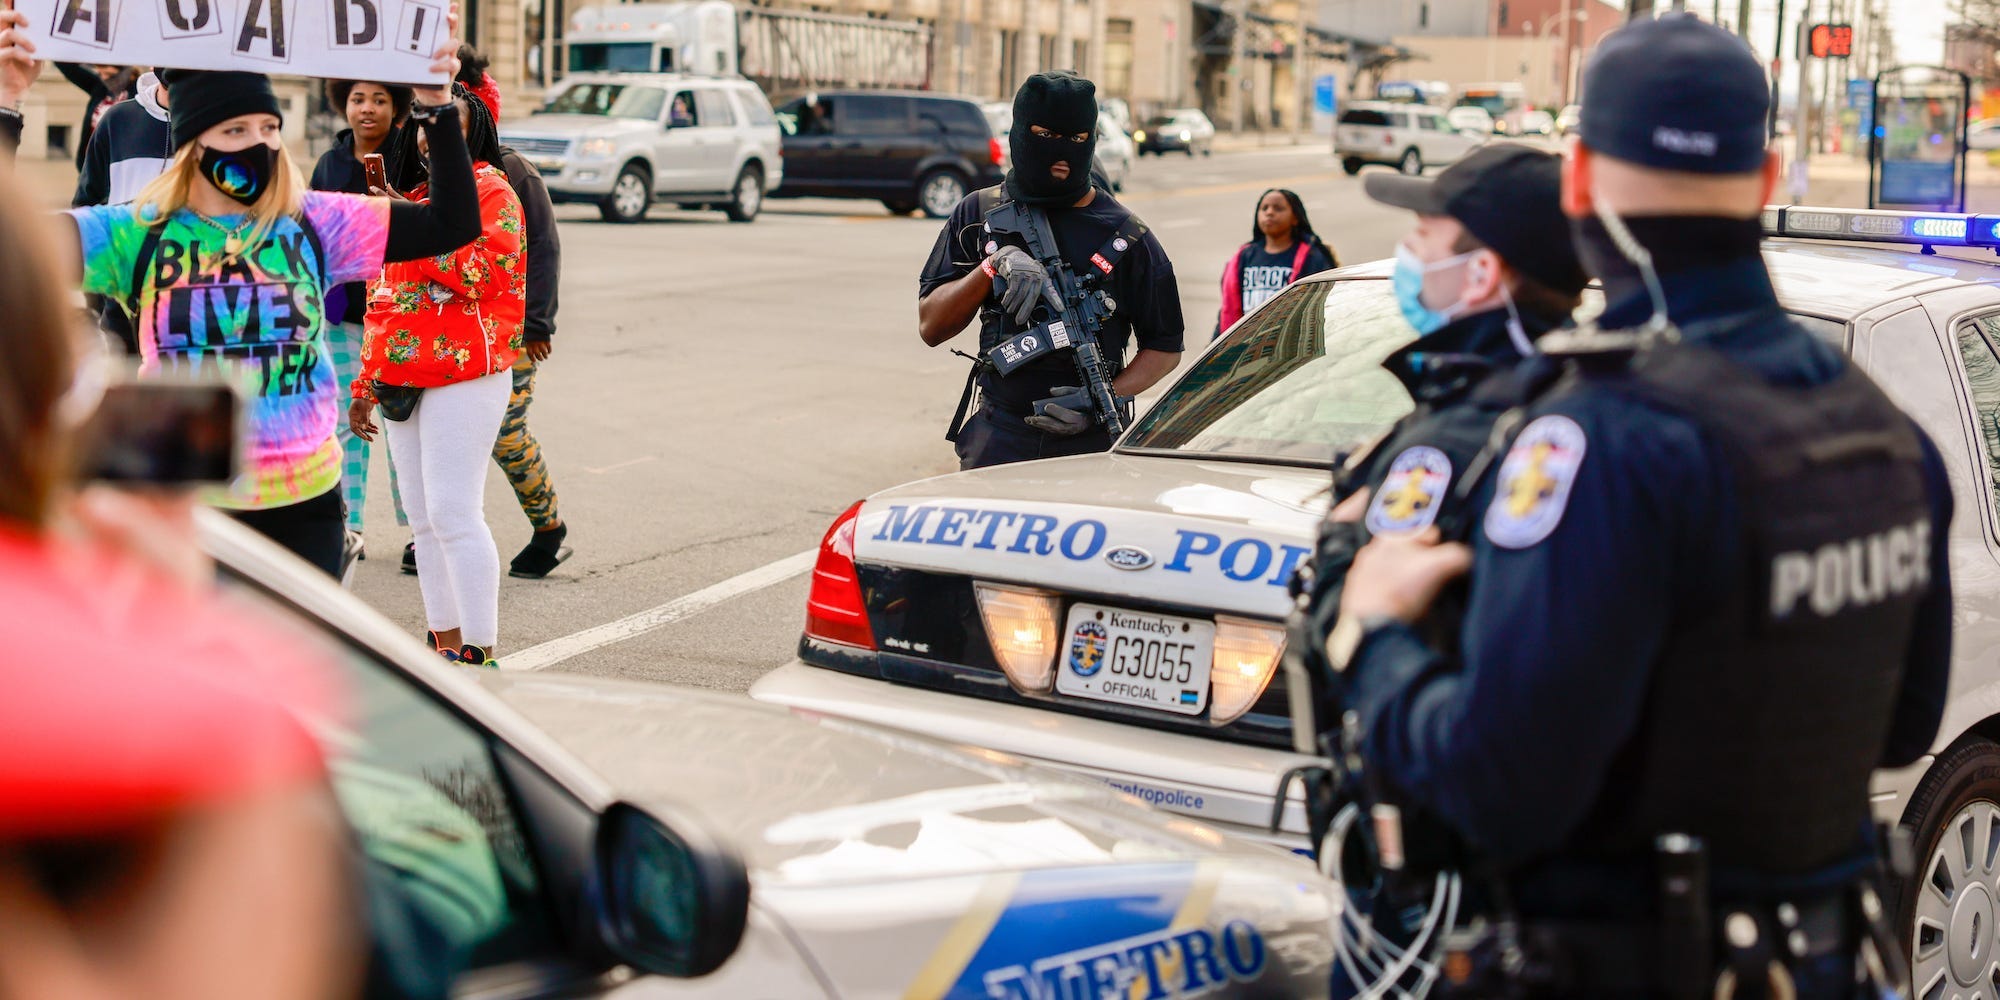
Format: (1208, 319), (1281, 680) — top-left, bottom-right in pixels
(599, 163), (652, 224)
(918, 169), (968, 219)
(1201, 143), (1212, 157)
(881, 200), (918, 216)
(1185, 146), (1195, 157)
(1399, 148), (1423, 176)
(1341, 157), (1364, 176)
(1896, 738), (2000, 995)
(724, 163), (764, 223)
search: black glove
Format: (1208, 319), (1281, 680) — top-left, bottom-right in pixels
(1025, 386), (1135, 436)
(987, 246), (1063, 326)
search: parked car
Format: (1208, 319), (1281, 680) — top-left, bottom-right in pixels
(1555, 103), (1582, 136)
(1518, 109), (1556, 136)
(771, 90), (1005, 219)
(499, 73), (782, 224)
(1334, 101), (1485, 176)
(1445, 106), (1494, 134)
(1134, 109), (1215, 157)
(203, 513), (1342, 998)
(1968, 118), (2000, 151)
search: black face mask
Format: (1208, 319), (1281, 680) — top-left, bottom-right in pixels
(1571, 214), (1764, 319)
(1007, 125), (1096, 206)
(199, 143), (277, 207)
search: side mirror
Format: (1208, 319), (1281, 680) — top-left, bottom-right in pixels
(594, 802), (748, 979)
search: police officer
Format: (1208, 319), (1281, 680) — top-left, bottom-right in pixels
(1300, 145), (1586, 654)
(1331, 16), (1953, 996)
(918, 72), (1184, 470)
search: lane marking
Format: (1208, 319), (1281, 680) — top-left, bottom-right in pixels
(505, 548), (818, 672)
(584, 455), (658, 475)
(1158, 218), (1205, 230)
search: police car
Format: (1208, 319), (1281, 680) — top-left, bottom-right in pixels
(753, 205), (2000, 984)
(204, 513), (1337, 998)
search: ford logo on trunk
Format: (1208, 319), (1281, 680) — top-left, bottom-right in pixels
(1104, 546), (1154, 571)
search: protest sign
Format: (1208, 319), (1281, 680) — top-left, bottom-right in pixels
(23, 0), (448, 84)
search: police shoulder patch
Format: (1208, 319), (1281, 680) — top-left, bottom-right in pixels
(1483, 415), (1588, 550)
(1365, 446), (1453, 535)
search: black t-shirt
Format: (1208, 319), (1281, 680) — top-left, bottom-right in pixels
(1238, 242), (1335, 316)
(919, 187), (1184, 416)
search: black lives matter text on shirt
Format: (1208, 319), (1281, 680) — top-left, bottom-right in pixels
(141, 233), (327, 399)
(919, 189), (1185, 417)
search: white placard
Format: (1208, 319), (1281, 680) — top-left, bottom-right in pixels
(23, 0), (448, 84)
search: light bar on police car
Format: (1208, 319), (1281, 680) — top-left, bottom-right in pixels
(1762, 206), (2000, 250)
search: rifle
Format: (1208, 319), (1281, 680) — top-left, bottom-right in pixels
(985, 202), (1129, 437)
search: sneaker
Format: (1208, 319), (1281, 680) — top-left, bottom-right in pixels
(401, 541), (418, 576)
(456, 644), (499, 669)
(509, 524), (571, 580)
(437, 646), (463, 663)
(339, 531), (366, 589)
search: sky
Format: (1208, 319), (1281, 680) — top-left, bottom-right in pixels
(1666, 0), (1948, 67)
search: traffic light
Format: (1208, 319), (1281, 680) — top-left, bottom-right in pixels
(1809, 23), (1854, 58)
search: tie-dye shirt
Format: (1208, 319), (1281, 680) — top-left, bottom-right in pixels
(71, 193), (392, 510)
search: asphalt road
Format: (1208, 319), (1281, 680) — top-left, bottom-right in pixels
(345, 144), (1427, 686)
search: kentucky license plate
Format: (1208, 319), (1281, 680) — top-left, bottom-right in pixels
(1056, 604), (1215, 716)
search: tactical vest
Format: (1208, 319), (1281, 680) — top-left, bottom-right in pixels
(1566, 339), (1932, 873)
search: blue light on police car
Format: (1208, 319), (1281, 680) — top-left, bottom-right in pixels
(1911, 217), (1969, 242)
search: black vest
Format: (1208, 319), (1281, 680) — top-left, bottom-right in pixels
(1566, 339), (1932, 873)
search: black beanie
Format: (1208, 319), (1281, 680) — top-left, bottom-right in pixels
(1006, 72), (1098, 206)
(161, 70), (284, 151)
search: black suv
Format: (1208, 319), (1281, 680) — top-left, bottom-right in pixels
(772, 91), (1006, 218)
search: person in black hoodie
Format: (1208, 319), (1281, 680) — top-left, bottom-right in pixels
(55, 62), (139, 169)
(313, 79), (418, 565)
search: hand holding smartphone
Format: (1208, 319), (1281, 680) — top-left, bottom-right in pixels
(77, 377), (243, 489)
(363, 152), (391, 197)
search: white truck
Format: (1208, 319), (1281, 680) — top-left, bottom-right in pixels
(562, 2), (931, 93)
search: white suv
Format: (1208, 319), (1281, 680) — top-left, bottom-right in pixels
(500, 73), (783, 224)
(1335, 101), (1485, 177)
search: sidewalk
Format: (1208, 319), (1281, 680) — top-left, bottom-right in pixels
(1793, 150), (2000, 211)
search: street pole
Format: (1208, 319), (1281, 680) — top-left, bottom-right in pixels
(1294, 0), (1309, 139)
(1229, 0), (1247, 133)
(1769, 0), (1787, 140)
(1736, 0), (1751, 34)
(1794, 13), (1813, 201)
(1560, 0), (1575, 107)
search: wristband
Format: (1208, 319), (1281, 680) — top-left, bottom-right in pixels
(0, 106), (22, 124)
(980, 258), (997, 280)
(408, 100), (454, 124)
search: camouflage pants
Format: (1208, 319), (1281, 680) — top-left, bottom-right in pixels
(493, 353), (561, 531)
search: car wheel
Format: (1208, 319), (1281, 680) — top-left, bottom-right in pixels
(599, 164), (651, 224)
(1201, 143), (1212, 157)
(1399, 148), (1423, 176)
(1341, 157), (1364, 176)
(1185, 146), (1195, 157)
(1897, 739), (2000, 998)
(724, 164), (764, 223)
(919, 169), (968, 219)
(881, 200), (918, 216)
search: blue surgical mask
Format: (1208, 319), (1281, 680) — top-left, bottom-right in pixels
(1392, 244), (1478, 335)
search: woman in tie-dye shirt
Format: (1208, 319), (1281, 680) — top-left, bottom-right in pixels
(63, 65), (479, 578)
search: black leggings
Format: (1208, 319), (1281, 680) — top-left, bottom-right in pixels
(229, 488), (345, 578)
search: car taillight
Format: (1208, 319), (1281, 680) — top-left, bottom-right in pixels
(989, 137), (1005, 167)
(804, 500), (873, 650)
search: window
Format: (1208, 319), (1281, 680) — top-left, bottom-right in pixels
(1337, 108), (1390, 127)
(215, 578), (561, 977)
(542, 83), (665, 121)
(694, 89), (735, 127)
(1105, 19), (1133, 97)
(1865, 308), (1980, 530)
(1956, 314), (2000, 507)
(1419, 2), (1430, 28)
(845, 96), (913, 136)
(734, 89), (777, 127)
(1392, 111), (1413, 129)
(923, 100), (987, 136)
(668, 90), (699, 127)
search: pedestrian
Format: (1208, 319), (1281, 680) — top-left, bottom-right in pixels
(1215, 187), (1337, 337)
(54, 61), (139, 169)
(1328, 15), (1951, 997)
(1289, 144), (1586, 768)
(313, 78), (418, 573)
(0, 15), (482, 578)
(348, 87), (526, 668)
(919, 71), (1184, 470)
(72, 68), (170, 207)
(0, 129), (359, 1000)
(456, 46), (572, 579)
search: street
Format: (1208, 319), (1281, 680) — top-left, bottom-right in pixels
(342, 142), (1416, 686)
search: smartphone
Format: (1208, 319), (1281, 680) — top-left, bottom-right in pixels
(78, 377), (243, 488)
(363, 153), (389, 194)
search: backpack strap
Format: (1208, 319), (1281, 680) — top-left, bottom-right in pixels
(126, 223), (165, 324)
(1289, 240), (1313, 279)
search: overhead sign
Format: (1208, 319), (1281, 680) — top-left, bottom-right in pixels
(23, 0), (449, 84)
(1809, 23), (1854, 59)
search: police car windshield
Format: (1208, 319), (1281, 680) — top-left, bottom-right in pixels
(541, 84), (668, 120)
(1122, 279), (1418, 465)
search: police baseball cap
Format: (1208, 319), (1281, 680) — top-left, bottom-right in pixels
(1363, 143), (1588, 295)
(1579, 14), (1771, 174)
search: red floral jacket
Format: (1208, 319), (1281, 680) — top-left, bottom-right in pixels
(353, 165), (526, 400)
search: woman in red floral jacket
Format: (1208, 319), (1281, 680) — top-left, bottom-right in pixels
(350, 88), (524, 667)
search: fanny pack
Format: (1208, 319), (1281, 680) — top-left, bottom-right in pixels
(373, 383), (424, 422)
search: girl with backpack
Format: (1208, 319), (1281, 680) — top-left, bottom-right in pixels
(1216, 188), (1338, 337)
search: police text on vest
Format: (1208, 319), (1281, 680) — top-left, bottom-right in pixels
(1769, 520), (1931, 619)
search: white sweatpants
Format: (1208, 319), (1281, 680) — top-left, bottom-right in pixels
(384, 371), (512, 648)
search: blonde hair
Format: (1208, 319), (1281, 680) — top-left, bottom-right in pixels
(131, 140), (308, 251)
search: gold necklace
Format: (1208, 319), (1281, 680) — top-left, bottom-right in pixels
(190, 211), (255, 259)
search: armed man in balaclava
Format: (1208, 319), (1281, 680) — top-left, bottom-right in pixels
(918, 72), (1184, 470)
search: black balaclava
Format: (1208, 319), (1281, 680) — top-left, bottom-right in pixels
(1005, 72), (1098, 207)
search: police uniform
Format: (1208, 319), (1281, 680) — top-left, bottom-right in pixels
(918, 74), (1183, 471)
(1338, 17), (1953, 997)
